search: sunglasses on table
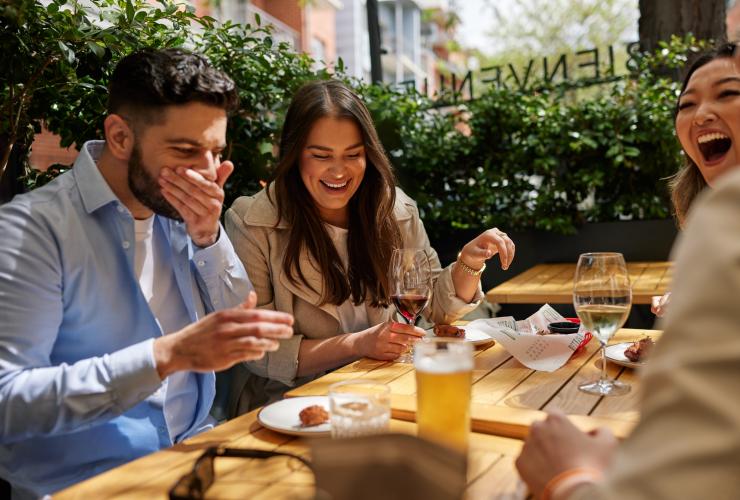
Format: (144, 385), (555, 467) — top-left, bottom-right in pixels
(168, 446), (314, 500)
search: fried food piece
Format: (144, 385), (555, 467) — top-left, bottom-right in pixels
(433, 324), (465, 338)
(624, 337), (655, 362)
(299, 405), (329, 427)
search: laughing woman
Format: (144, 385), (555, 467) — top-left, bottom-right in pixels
(672, 42), (740, 225)
(653, 42), (740, 317)
(224, 80), (516, 414)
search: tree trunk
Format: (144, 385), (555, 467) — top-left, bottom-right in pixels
(0, 141), (28, 204)
(639, 0), (727, 53)
(0, 133), (14, 188)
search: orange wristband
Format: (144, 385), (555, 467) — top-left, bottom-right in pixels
(541, 467), (603, 500)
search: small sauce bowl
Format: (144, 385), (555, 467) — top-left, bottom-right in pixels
(547, 321), (580, 334)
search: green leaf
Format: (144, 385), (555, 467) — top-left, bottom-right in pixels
(86, 41), (105, 59)
(57, 40), (76, 64)
(255, 12), (261, 25)
(258, 142), (273, 155)
(605, 144), (620, 158)
(580, 136), (598, 149)
(126, 0), (134, 22)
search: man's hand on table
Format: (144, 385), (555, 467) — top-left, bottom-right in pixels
(515, 411), (617, 498)
(154, 291), (294, 379)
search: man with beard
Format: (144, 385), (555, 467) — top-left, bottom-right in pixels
(0, 48), (294, 499)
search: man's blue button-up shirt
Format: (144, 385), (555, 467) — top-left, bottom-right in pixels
(0, 141), (253, 498)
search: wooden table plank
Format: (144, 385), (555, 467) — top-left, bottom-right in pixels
(388, 393), (636, 441)
(489, 264), (550, 291)
(54, 411), (291, 500)
(631, 262), (670, 303)
(285, 359), (406, 397)
(465, 455), (527, 500)
(55, 412), (527, 500)
(494, 343), (599, 411)
(541, 349), (621, 416)
(486, 262), (672, 304)
(472, 358), (535, 406)
(544, 329), (657, 417)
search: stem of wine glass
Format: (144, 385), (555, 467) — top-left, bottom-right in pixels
(599, 345), (607, 384)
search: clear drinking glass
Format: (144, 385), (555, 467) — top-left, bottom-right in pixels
(414, 338), (473, 453)
(328, 380), (391, 438)
(389, 248), (432, 364)
(573, 252), (632, 396)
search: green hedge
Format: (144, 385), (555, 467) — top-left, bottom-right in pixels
(1, 1), (703, 234)
(358, 37), (706, 235)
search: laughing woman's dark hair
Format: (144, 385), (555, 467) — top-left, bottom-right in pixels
(268, 80), (401, 307)
(671, 42), (739, 226)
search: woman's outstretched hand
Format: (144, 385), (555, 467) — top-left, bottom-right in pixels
(459, 228), (516, 271)
(651, 292), (671, 317)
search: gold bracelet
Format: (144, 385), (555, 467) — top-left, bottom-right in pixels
(456, 252), (486, 276)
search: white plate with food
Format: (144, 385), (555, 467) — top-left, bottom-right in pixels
(604, 341), (650, 369)
(426, 324), (495, 347)
(257, 396), (331, 437)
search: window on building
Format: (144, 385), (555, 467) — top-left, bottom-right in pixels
(311, 36), (326, 64)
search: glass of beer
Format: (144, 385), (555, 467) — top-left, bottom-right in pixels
(414, 337), (473, 454)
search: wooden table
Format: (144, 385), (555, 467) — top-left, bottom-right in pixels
(486, 262), (672, 305)
(54, 412), (528, 499)
(55, 328), (658, 499)
(287, 328), (658, 440)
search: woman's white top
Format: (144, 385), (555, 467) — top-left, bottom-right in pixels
(325, 224), (371, 333)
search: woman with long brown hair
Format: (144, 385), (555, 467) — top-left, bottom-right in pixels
(224, 80), (516, 413)
(653, 42), (740, 317)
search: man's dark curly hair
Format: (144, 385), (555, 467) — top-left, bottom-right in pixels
(107, 48), (239, 125)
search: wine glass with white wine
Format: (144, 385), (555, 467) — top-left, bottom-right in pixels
(573, 252), (632, 396)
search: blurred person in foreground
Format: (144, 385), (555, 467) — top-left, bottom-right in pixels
(0, 48), (293, 499)
(653, 42), (740, 317)
(515, 168), (740, 499)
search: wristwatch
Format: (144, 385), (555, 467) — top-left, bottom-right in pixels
(456, 252), (486, 276)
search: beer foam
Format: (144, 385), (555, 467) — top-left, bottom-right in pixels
(415, 353), (473, 373)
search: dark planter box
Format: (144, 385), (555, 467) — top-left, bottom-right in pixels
(429, 218), (679, 328)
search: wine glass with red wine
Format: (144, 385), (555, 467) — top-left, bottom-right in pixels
(389, 248), (432, 363)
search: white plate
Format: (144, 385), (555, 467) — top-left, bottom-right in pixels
(605, 342), (644, 369)
(426, 326), (495, 346)
(257, 396), (331, 437)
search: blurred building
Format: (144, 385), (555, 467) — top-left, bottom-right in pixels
(333, 0), (461, 95)
(207, 0), (462, 93)
(727, 0), (740, 40)
(335, 0), (372, 80)
(209, 0), (341, 68)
